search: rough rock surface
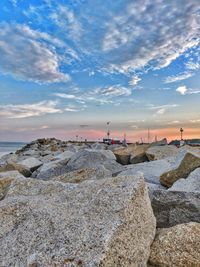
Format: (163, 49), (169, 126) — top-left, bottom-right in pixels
(0, 162), (32, 177)
(51, 168), (111, 183)
(150, 138), (168, 147)
(66, 149), (122, 175)
(54, 151), (75, 161)
(18, 157), (43, 172)
(169, 167), (200, 192)
(146, 145), (178, 161)
(150, 189), (200, 228)
(113, 144), (149, 165)
(130, 145), (149, 164)
(160, 151), (200, 187)
(118, 159), (173, 185)
(0, 174), (156, 267)
(0, 170), (25, 179)
(149, 222), (200, 267)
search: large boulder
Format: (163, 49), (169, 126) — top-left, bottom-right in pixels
(118, 159), (173, 185)
(114, 144), (149, 165)
(0, 162), (32, 177)
(169, 167), (200, 192)
(130, 145), (149, 164)
(66, 149), (122, 175)
(0, 170), (25, 179)
(150, 189), (200, 228)
(149, 222), (200, 267)
(150, 138), (168, 147)
(146, 145), (178, 161)
(51, 167), (111, 184)
(160, 151), (200, 187)
(0, 174), (156, 266)
(18, 157), (43, 172)
(54, 151), (75, 161)
(85, 149), (116, 161)
(32, 159), (69, 180)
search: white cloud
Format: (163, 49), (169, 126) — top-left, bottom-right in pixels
(0, 101), (61, 119)
(0, 23), (70, 83)
(96, 86), (132, 97)
(50, 5), (82, 41)
(190, 119), (200, 123)
(148, 104), (179, 110)
(102, 1), (200, 73)
(164, 72), (193, 84)
(53, 93), (77, 99)
(176, 86), (188, 95)
(129, 75), (141, 86)
(156, 108), (166, 115)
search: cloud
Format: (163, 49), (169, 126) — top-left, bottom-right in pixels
(0, 23), (70, 83)
(53, 93), (77, 99)
(102, 1), (200, 73)
(96, 85), (132, 97)
(147, 104), (179, 110)
(50, 5), (82, 41)
(164, 72), (194, 84)
(176, 86), (188, 95)
(156, 108), (166, 115)
(0, 101), (61, 119)
(129, 75), (141, 86)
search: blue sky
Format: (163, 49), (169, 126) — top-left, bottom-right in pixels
(0, 0), (200, 142)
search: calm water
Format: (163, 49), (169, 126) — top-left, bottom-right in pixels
(0, 142), (25, 158)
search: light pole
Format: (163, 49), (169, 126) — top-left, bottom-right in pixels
(180, 128), (184, 140)
(106, 122), (110, 139)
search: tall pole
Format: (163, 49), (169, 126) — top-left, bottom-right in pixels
(180, 128), (184, 140)
(107, 122), (110, 139)
(148, 128), (150, 144)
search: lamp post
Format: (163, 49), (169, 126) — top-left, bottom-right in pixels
(180, 128), (184, 141)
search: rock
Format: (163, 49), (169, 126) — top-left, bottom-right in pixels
(169, 167), (200, 192)
(0, 162), (32, 177)
(51, 167), (111, 184)
(114, 144), (149, 165)
(150, 138), (168, 147)
(146, 145), (178, 161)
(66, 149), (121, 175)
(160, 151), (200, 187)
(0, 171), (25, 179)
(149, 222), (200, 267)
(54, 151), (75, 161)
(18, 157), (43, 172)
(118, 159), (172, 185)
(130, 145), (149, 164)
(150, 189), (200, 228)
(0, 174), (156, 266)
(32, 159), (69, 180)
(85, 149), (116, 161)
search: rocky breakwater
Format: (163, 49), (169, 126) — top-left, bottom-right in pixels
(0, 139), (156, 266)
(1, 138), (200, 266)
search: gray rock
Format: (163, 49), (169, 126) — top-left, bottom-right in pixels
(146, 145), (178, 161)
(18, 157), (43, 172)
(0, 171), (25, 179)
(0, 174), (156, 267)
(85, 149), (116, 161)
(118, 159), (172, 185)
(32, 159), (69, 180)
(54, 151), (75, 161)
(169, 167), (200, 192)
(150, 189), (200, 228)
(0, 162), (32, 177)
(149, 222), (200, 267)
(150, 138), (168, 147)
(66, 150), (121, 175)
(160, 151), (200, 187)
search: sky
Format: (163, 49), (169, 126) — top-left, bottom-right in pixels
(0, 0), (200, 142)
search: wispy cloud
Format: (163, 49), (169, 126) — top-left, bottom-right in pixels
(0, 23), (70, 83)
(164, 72), (193, 84)
(95, 85), (132, 97)
(0, 101), (61, 119)
(102, 1), (200, 73)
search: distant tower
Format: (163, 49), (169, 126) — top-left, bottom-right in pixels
(180, 128), (184, 140)
(106, 122), (110, 139)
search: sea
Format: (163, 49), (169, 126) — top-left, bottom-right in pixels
(0, 142), (25, 158)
